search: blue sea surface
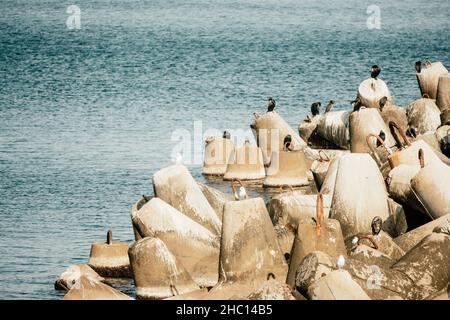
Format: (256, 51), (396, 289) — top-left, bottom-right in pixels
(0, 0), (449, 299)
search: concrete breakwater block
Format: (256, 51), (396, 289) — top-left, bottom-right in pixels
(416, 60), (448, 100)
(411, 156), (450, 219)
(406, 98), (441, 135)
(131, 195), (152, 241)
(345, 231), (405, 262)
(318, 156), (340, 195)
(133, 197), (220, 288)
(310, 150), (346, 191)
(153, 164), (221, 235)
(380, 101), (408, 133)
(202, 136), (235, 176)
(223, 144), (266, 182)
(263, 150), (310, 188)
(357, 77), (392, 109)
(203, 198), (288, 299)
(307, 270), (371, 300)
(55, 264), (105, 291)
(348, 244), (395, 269)
(392, 232), (450, 297)
(88, 230), (132, 278)
(343, 257), (423, 300)
(197, 181), (233, 221)
(63, 276), (132, 300)
(330, 153), (390, 238)
(349, 108), (396, 154)
(246, 278), (295, 300)
(128, 237), (200, 300)
(250, 111), (306, 165)
(436, 73), (450, 111)
(316, 110), (351, 150)
(394, 213), (450, 252)
(286, 218), (347, 287)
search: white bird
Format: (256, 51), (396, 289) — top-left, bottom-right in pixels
(352, 236), (359, 246)
(234, 186), (247, 201)
(337, 255), (345, 269)
(174, 153), (183, 165)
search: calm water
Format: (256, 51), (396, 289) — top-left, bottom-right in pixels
(0, 0), (449, 299)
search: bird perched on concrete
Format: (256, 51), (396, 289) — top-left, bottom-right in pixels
(325, 100), (335, 113)
(377, 130), (386, 147)
(336, 255), (345, 269)
(415, 61), (422, 73)
(351, 97), (362, 111)
(223, 130), (231, 139)
(231, 179), (248, 201)
(283, 134), (292, 151)
(371, 65), (381, 79)
(311, 102), (321, 116)
(267, 97), (276, 112)
(371, 216), (383, 236)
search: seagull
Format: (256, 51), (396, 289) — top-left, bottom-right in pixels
(325, 100), (335, 113)
(231, 182), (248, 201)
(371, 65), (381, 79)
(337, 255), (345, 269)
(352, 236), (359, 246)
(267, 97), (276, 112)
(174, 153), (183, 165)
(311, 102), (321, 116)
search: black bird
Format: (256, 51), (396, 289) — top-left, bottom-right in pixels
(377, 130), (386, 147)
(325, 100), (335, 113)
(371, 65), (381, 79)
(267, 97), (276, 112)
(283, 134), (292, 151)
(223, 130), (231, 139)
(351, 98), (362, 111)
(371, 216), (383, 236)
(415, 61), (422, 73)
(379, 96), (388, 111)
(311, 102), (321, 116)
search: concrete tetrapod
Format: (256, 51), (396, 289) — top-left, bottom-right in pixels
(131, 195), (152, 241)
(310, 149), (346, 191)
(250, 111), (306, 165)
(268, 191), (332, 256)
(63, 276), (132, 300)
(153, 164), (222, 235)
(133, 197), (220, 288)
(416, 60), (448, 100)
(223, 144), (266, 182)
(128, 237), (200, 300)
(357, 77), (392, 109)
(307, 270), (371, 300)
(392, 232), (450, 297)
(316, 110), (351, 150)
(205, 198), (288, 299)
(394, 213), (450, 252)
(202, 137), (235, 176)
(330, 153), (390, 238)
(410, 149), (450, 219)
(55, 264), (105, 291)
(263, 149), (310, 188)
(349, 108), (396, 153)
(197, 181), (233, 221)
(286, 218), (347, 287)
(406, 97), (441, 135)
(88, 230), (132, 278)
(436, 73), (450, 111)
